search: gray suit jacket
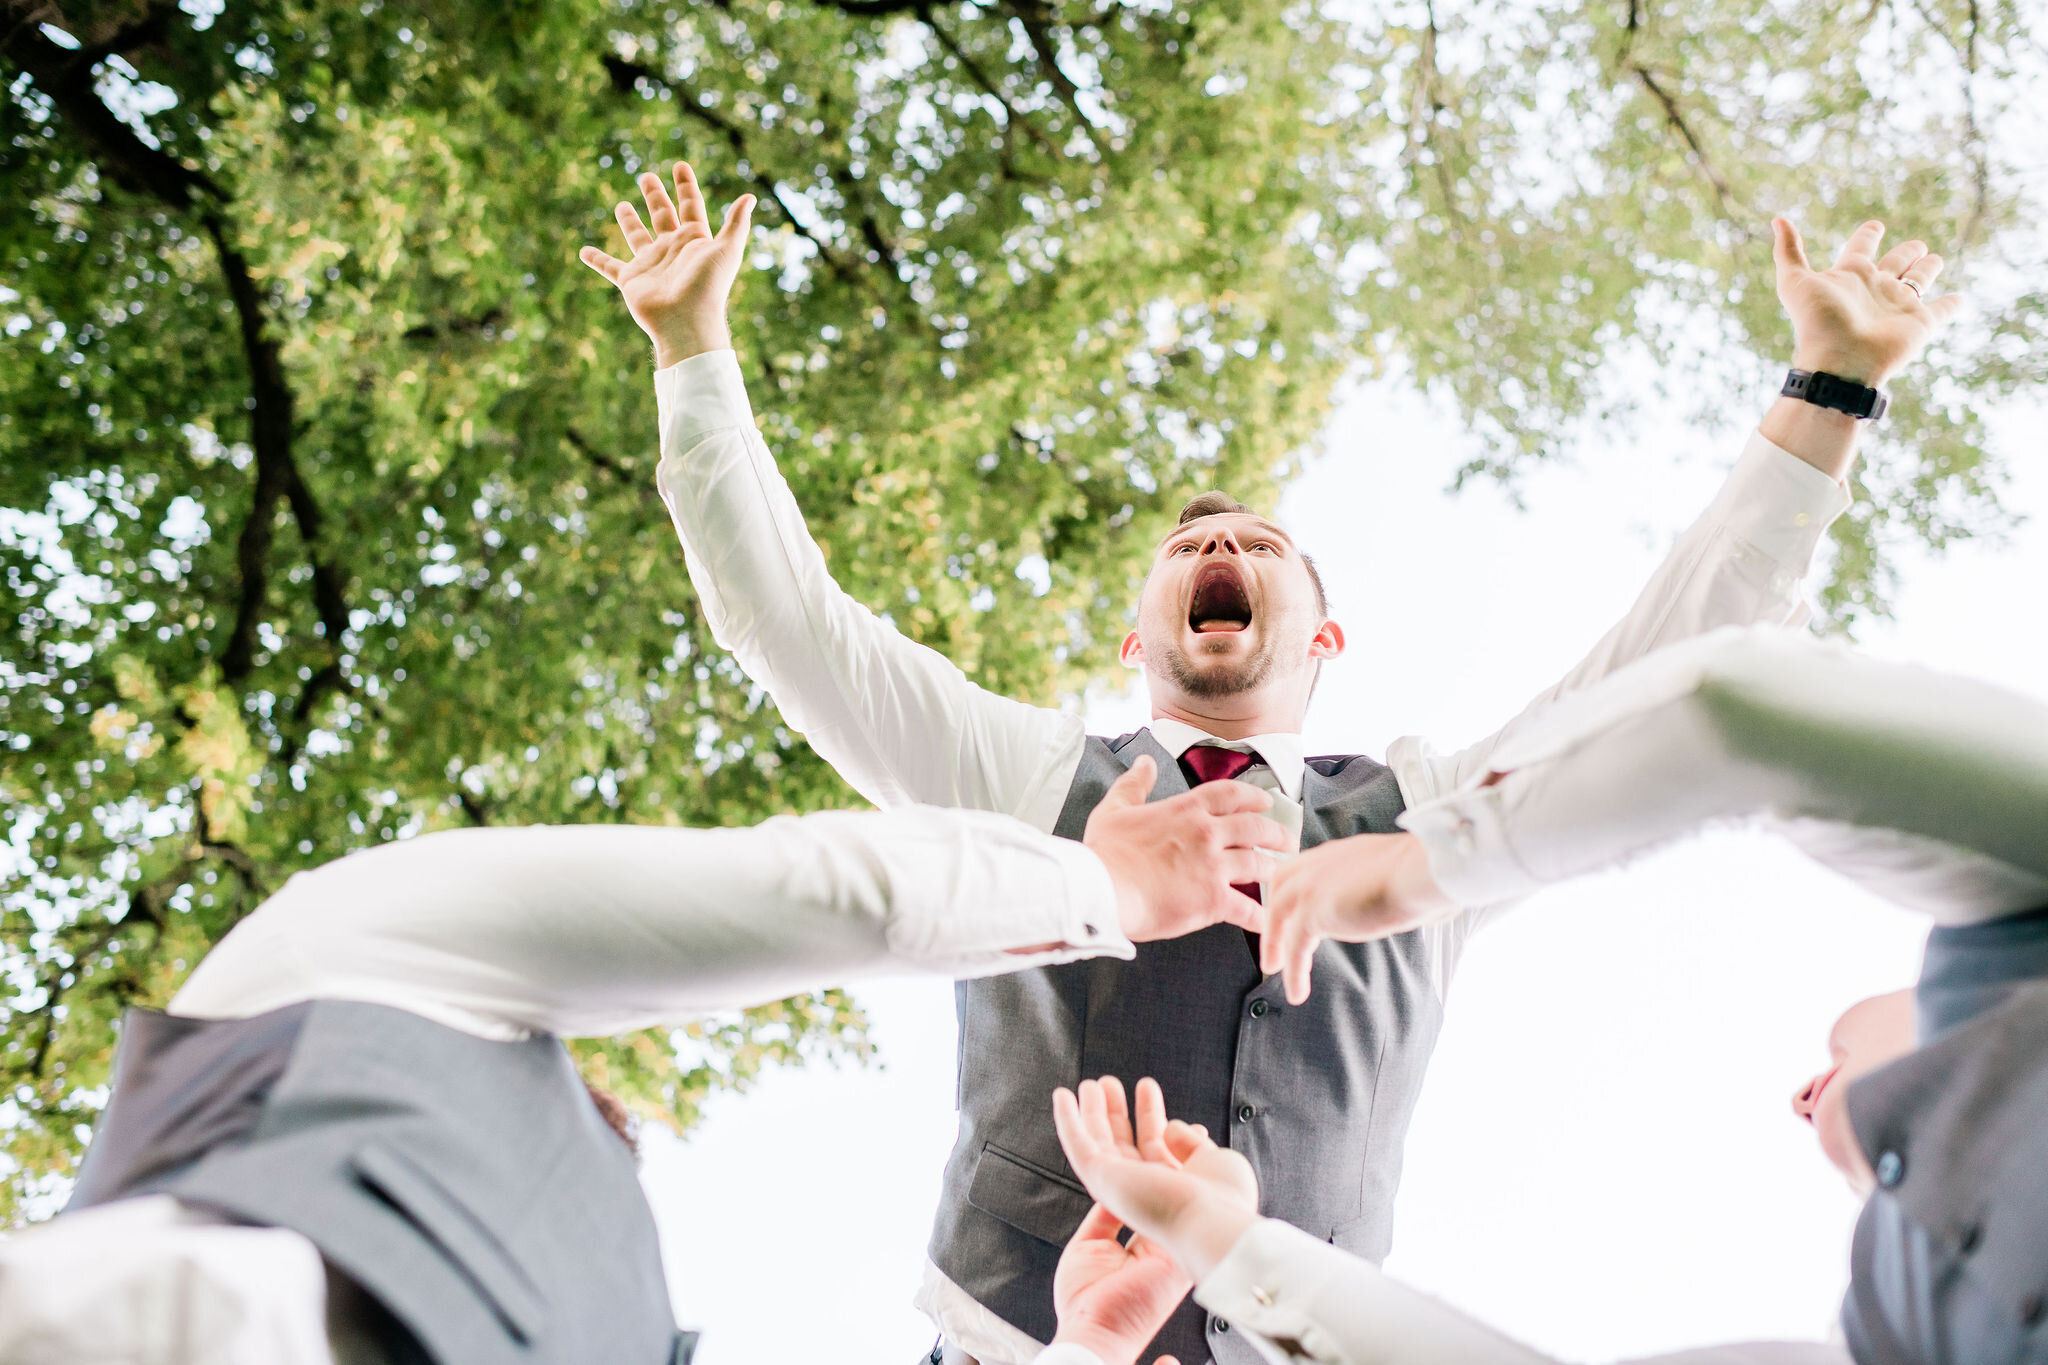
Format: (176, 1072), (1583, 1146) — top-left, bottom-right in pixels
(69, 1001), (692, 1365)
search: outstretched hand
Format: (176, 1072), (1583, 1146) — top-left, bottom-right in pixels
(1083, 756), (1286, 943)
(1772, 217), (1963, 388)
(1053, 1077), (1261, 1287)
(1260, 831), (1453, 1005)
(579, 162), (755, 368)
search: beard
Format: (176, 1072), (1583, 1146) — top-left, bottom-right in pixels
(1154, 631), (1279, 699)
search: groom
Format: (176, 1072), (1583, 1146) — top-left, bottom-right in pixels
(583, 160), (1961, 1364)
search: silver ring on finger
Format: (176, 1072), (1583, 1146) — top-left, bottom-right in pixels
(1899, 276), (1924, 298)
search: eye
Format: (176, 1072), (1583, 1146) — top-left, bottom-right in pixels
(1171, 542), (1197, 555)
(1250, 541), (1276, 554)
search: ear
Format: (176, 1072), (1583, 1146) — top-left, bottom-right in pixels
(1310, 618), (1345, 660)
(1119, 630), (1144, 667)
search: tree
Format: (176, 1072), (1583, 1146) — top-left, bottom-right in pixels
(2, 0), (2040, 1220)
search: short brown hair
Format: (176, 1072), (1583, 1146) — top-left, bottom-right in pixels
(1174, 492), (1327, 616)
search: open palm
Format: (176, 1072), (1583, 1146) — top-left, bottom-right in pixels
(1773, 217), (1963, 386)
(1054, 1078), (1260, 1282)
(579, 162), (754, 365)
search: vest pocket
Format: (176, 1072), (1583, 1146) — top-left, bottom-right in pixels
(966, 1142), (1094, 1247)
(351, 1141), (547, 1342)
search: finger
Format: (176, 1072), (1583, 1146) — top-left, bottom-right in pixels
(715, 194), (757, 252)
(1101, 1075), (1139, 1157)
(1285, 925), (1318, 1006)
(1216, 848), (1269, 886)
(640, 172), (681, 235)
(1100, 754), (1158, 811)
(1928, 292), (1965, 325)
(1162, 1120), (1214, 1163)
(1194, 781), (1276, 816)
(1071, 1201), (1126, 1245)
(1053, 1086), (1091, 1162)
(578, 245), (625, 283)
(1770, 217), (1811, 288)
(672, 162), (710, 227)
(1214, 885), (1265, 933)
(1901, 251), (1944, 293)
(1134, 1077), (1176, 1164)
(1215, 811), (1293, 852)
(615, 200), (654, 252)
(1876, 237), (1927, 278)
(1077, 1077), (1111, 1147)
(1835, 219), (1885, 267)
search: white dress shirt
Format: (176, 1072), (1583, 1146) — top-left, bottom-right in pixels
(0, 807), (1132, 1365)
(653, 347), (1853, 1362)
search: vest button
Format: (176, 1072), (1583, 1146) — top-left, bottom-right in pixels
(1211, 1316), (1231, 1334)
(1249, 998), (1270, 1018)
(1237, 1103), (1257, 1123)
(1875, 1150), (1905, 1188)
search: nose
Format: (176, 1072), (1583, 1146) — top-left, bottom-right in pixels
(1199, 526), (1243, 556)
(1790, 1068), (1833, 1123)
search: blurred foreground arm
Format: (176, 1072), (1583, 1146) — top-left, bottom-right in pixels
(169, 805), (1136, 1039)
(1267, 629), (2048, 1001)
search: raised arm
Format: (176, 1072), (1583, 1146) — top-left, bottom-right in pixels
(1395, 216), (1966, 808)
(582, 163), (1081, 825)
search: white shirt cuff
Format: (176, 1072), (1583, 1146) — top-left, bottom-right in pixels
(879, 808), (1135, 974)
(1195, 1218), (1350, 1363)
(655, 347), (755, 450)
(1710, 431), (1852, 567)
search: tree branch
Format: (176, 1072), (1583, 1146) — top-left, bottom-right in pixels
(1003, 0), (1099, 150)
(5, 7), (353, 709)
(919, 3), (1058, 165)
(1615, 0), (1745, 228)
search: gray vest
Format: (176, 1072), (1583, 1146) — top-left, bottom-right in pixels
(1842, 906), (2048, 1364)
(929, 731), (1442, 1365)
(67, 1000), (693, 1365)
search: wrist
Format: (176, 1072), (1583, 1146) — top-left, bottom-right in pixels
(1163, 1202), (1261, 1283)
(1790, 349), (1892, 390)
(651, 322), (732, 370)
(1049, 1323), (1140, 1365)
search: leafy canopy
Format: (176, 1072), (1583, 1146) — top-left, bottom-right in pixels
(2, 0), (2041, 1220)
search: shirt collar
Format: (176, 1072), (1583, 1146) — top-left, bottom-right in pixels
(1144, 717), (1306, 800)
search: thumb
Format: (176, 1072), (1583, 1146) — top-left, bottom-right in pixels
(716, 193), (757, 252)
(1771, 216), (1810, 288)
(1100, 754), (1157, 811)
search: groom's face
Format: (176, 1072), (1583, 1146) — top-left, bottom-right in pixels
(1127, 512), (1330, 705)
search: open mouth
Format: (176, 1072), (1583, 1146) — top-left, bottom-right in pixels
(1187, 563), (1253, 634)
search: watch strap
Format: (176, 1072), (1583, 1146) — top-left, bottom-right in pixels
(1782, 368), (1888, 420)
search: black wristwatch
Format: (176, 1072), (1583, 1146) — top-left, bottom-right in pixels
(1782, 368), (1888, 420)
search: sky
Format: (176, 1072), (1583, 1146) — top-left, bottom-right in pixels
(645, 373), (2047, 1363)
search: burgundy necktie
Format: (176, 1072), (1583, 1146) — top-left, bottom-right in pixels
(1176, 744), (1264, 961)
